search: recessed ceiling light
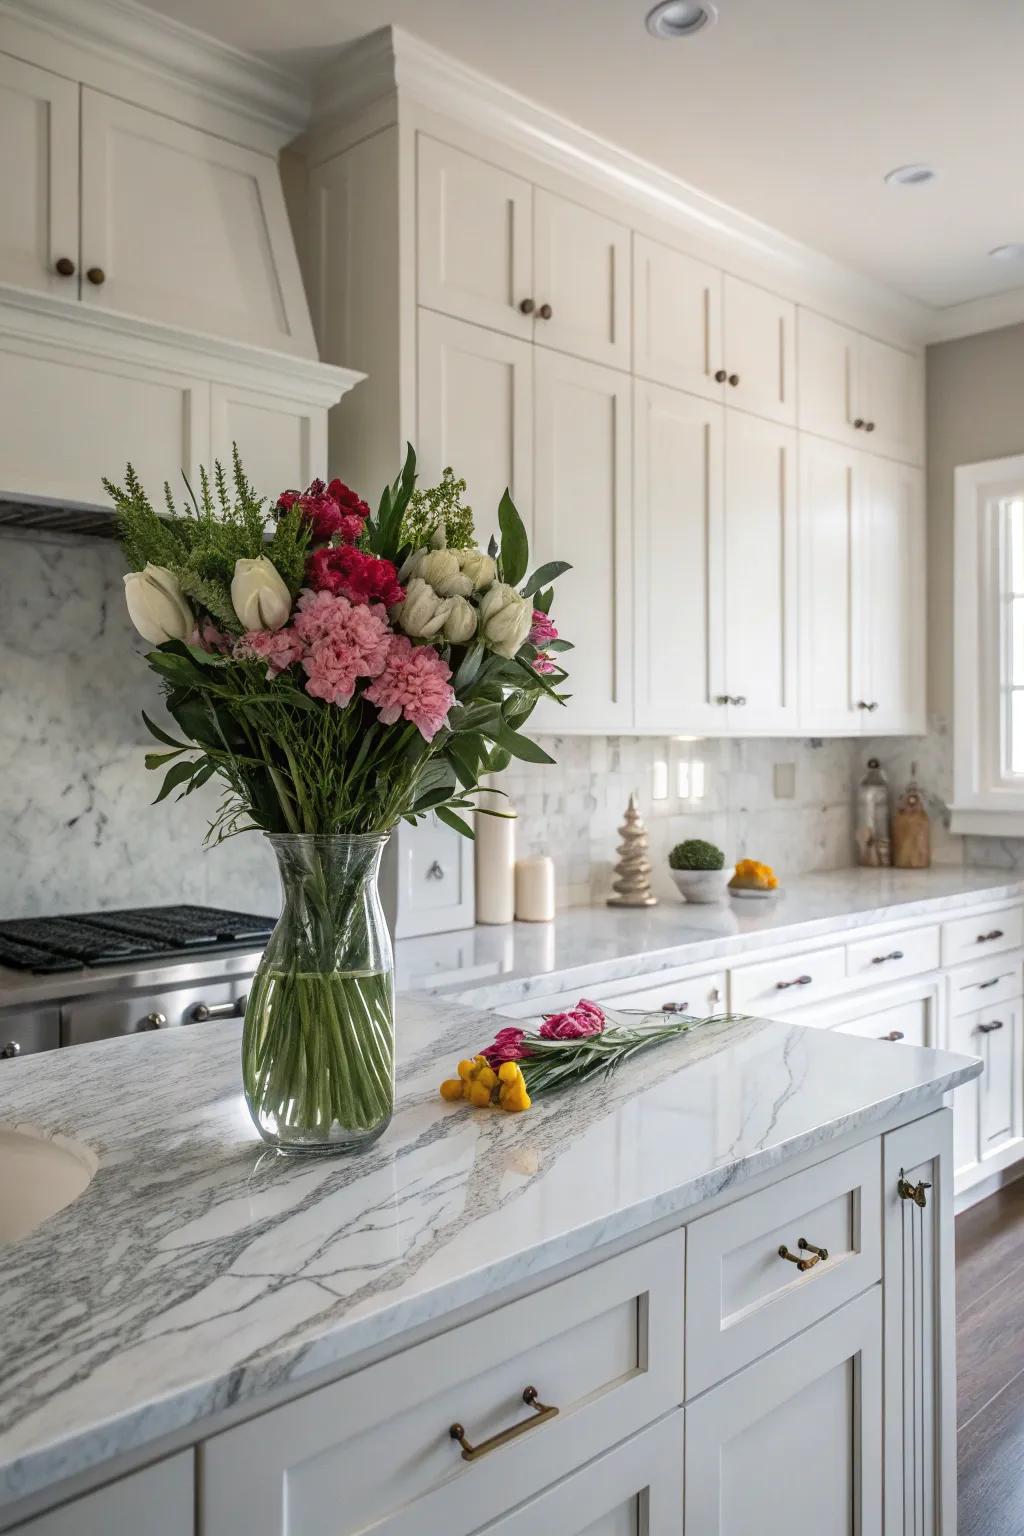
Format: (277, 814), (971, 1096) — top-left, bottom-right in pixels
(989, 244), (1024, 261)
(884, 164), (937, 187)
(645, 0), (718, 38)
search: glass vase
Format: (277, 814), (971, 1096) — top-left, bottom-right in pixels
(242, 833), (395, 1155)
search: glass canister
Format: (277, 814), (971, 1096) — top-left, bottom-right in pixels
(856, 758), (892, 867)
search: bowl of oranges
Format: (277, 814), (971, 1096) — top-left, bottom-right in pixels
(728, 858), (780, 899)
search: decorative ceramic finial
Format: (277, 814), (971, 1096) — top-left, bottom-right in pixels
(607, 792), (658, 908)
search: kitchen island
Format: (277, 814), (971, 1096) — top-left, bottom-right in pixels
(0, 991), (979, 1535)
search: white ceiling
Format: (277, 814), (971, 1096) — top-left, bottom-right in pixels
(140, 0), (1024, 313)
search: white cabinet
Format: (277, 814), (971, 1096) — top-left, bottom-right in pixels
(210, 384), (326, 499)
(797, 310), (923, 466)
(685, 1287), (882, 1536)
(722, 274), (796, 426)
(0, 53), (78, 297)
(722, 412), (798, 730)
(7, 1453), (193, 1536)
(417, 309), (534, 545)
(533, 350), (632, 732)
(633, 380), (726, 733)
(798, 434), (863, 734)
(633, 234), (723, 400)
(79, 89), (312, 354)
(533, 191), (630, 369)
(860, 457), (926, 734)
(882, 1111), (957, 1536)
(949, 997), (1023, 1185)
(417, 135), (534, 339)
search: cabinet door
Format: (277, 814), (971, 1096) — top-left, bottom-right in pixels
(722, 275), (796, 425)
(633, 380), (726, 733)
(861, 459), (926, 734)
(685, 1288), (882, 1536)
(79, 89), (314, 354)
(883, 1110), (957, 1536)
(417, 309), (534, 546)
(796, 309), (861, 447)
(417, 135), (533, 339)
(0, 54), (78, 296)
(7, 1452), (193, 1536)
(533, 190), (630, 370)
(722, 413), (798, 731)
(859, 336), (924, 466)
(533, 350), (632, 731)
(210, 385), (326, 502)
(975, 1000), (1023, 1161)
(633, 233), (724, 399)
(473, 1412), (683, 1536)
(798, 435), (864, 733)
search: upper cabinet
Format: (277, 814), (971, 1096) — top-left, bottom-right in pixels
(721, 275), (796, 426)
(417, 136), (630, 369)
(798, 310), (924, 465)
(633, 235), (723, 401)
(860, 458), (926, 735)
(0, 54), (78, 297)
(79, 91), (313, 354)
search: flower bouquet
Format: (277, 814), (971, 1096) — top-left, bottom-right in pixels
(108, 447), (572, 1153)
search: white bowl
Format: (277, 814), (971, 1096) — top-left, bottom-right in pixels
(669, 868), (730, 904)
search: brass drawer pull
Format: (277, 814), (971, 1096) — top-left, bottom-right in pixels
(880, 1030), (905, 1041)
(660, 1001), (689, 1014)
(976, 929), (1005, 943)
(450, 1387), (558, 1461)
(871, 949), (904, 964)
(898, 1176), (931, 1208)
(778, 1240), (826, 1272)
(775, 974), (812, 990)
(978, 1019), (1005, 1034)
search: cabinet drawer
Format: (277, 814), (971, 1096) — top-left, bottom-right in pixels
(597, 972), (726, 1017)
(202, 1232), (684, 1536)
(685, 1140), (881, 1396)
(941, 905), (1023, 968)
(729, 945), (846, 1014)
(846, 924), (939, 985)
(949, 955), (1023, 1016)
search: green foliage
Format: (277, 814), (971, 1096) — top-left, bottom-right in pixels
(668, 839), (725, 871)
(401, 466), (475, 550)
(107, 444), (311, 635)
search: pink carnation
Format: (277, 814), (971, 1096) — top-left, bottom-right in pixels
(529, 609), (559, 646)
(532, 652), (557, 675)
(539, 998), (606, 1040)
(234, 627), (304, 678)
(481, 1027), (529, 1067)
(363, 635), (454, 741)
(292, 590), (391, 708)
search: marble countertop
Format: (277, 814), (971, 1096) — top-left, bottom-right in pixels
(0, 994), (980, 1513)
(397, 866), (1024, 1008)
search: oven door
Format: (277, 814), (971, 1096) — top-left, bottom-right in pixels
(62, 978), (249, 1046)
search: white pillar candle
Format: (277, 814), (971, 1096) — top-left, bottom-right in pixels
(474, 792), (516, 924)
(515, 856), (555, 922)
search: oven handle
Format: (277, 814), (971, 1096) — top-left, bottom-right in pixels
(190, 996), (248, 1023)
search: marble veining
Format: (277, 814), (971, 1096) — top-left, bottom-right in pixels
(397, 865), (1024, 1007)
(0, 995), (979, 1510)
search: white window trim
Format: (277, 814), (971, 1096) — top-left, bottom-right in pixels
(951, 453), (1024, 836)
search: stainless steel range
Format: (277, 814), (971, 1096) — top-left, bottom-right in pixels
(0, 906), (275, 1058)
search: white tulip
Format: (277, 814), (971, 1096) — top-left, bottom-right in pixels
(397, 577), (453, 639)
(398, 546), (427, 583)
(443, 594), (478, 645)
(230, 556), (292, 632)
(457, 548), (496, 591)
(478, 582), (533, 658)
(416, 549), (473, 598)
(123, 564), (192, 646)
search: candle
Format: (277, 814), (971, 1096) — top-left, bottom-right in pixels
(515, 855), (555, 922)
(474, 792), (516, 924)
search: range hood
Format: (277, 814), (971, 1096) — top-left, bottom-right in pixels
(0, 492), (118, 540)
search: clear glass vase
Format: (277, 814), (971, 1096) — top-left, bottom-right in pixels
(242, 833), (395, 1155)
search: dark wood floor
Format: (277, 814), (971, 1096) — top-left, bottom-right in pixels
(957, 1176), (1024, 1534)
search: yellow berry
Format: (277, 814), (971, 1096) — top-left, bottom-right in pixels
(502, 1087), (531, 1113)
(457, 1059), (475, 1081)
(468, 1080), (493, 1108)
(477, 1065), (498, 1090)
(440, 1079), (465, 1102)
(498, 1061), (521, 1084)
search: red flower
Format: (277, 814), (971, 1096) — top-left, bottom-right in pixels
(276, 489), (300, 513)
(301, 495), (346, 543)
(306, 545), (405, 607)
(539, 999), (606, 1040)
(282, 477), (371, 547)
(481, 1027), (529, 1067)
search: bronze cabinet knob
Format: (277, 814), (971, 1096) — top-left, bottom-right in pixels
(86, 267), (106, 286)
(714, 368), (728, 383)
(54, 257), (76, 277)
(853, 418), (865, 429)
(537, 302), (553, 320)
(865, 420), (876, 432)
(728, 372), (740, 386)
(519, 298), (535, 314)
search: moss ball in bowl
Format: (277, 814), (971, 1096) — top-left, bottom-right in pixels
(668, 840), (729, 904)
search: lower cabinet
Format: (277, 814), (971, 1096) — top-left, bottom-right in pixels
(949, 996), (1024, 1187)
(684, 1287), (883, 1536)
(6, 1453), (193, 1536)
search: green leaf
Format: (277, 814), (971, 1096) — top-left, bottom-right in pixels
(545, 637), (574, 652)
(141, 710), (188, 750)
(533, 585), (554, 615)
(452, 642), (486, 693)
(153, 759), (199, 804)
(521, 560), (571, 597)
(497, 489), (529, 587)
(492, 719), (555, 765)
(144, 749), (185, 770)
(435, 804), (475, 840)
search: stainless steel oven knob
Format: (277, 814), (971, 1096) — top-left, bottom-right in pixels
(0, 1041), (21, 1058)
(140, 1012), (167, 1031)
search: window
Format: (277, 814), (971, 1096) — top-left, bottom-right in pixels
(952, 455), (1024, 834)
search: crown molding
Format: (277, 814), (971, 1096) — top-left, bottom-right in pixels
(0, 283), (362, 406)
(311, 25), (933, 345)
(924, 285), (1024, 346)
(0, 0), (310, 142)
